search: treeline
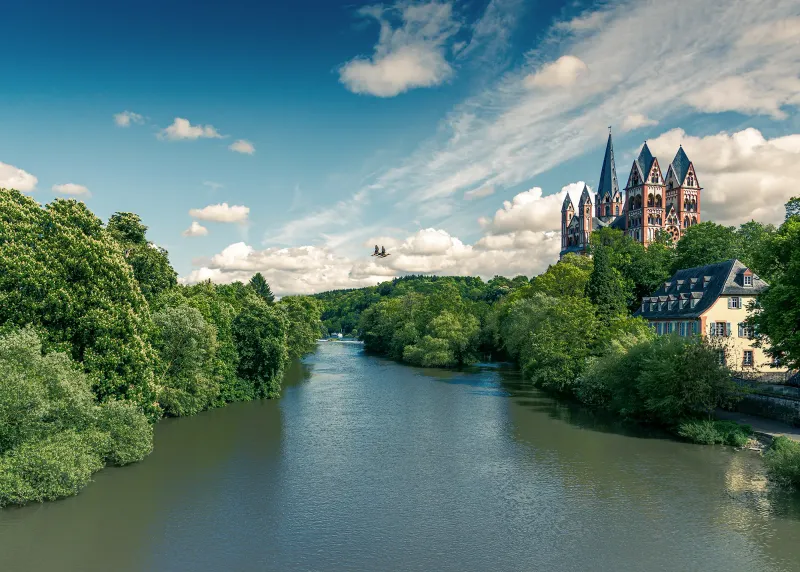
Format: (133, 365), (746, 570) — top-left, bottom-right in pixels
(0, 189), (322, 506)
(319, 198), (800, 486)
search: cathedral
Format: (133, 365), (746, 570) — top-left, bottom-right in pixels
(560, 129), (701, 258)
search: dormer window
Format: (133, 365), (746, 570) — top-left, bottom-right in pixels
(690, 299), (697, 308)
(744, 275), (753, 287)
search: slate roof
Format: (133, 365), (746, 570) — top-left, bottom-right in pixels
(579, 184), (592, 205)
(562, 193), (574, 210)
(596, 133), (620, 201)
(671, 146), (692, 185)
(635, 142), (655, 179)
(633, 259), (768, 320)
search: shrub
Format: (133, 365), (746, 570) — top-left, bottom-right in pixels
(95, 400), (154, 465)
(764, 436), (800, 487)
(677, 420), (752, 447)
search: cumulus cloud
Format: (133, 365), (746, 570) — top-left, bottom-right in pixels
(338, 1), (460, 97)
(52, 183), (90, 197)
(480, 182), (587, 233)
(189, 203), (250, 224)
(114, 111), (144, 127)
(0, 161), (37, 192)
(160, 117), (224, 140)
(182, 221), (209, 237)
(647, 127), (800, 226)
(229, 139), (255, 154)
(523, 55), (588, 89)
(621, 113), (658, 132)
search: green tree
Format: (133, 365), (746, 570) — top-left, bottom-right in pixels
(529, 253), (594, 299)
(672, 222), (740, 272)
(151, 305), (220, 416)
(278, 296), (323, 358)
(107, 212), (177, 303)
(232, 301), (289, 398)
(0, 190), (156, 415)
(749, 212), (800, 369)
(585, 244), (627, 321)
(785, 197), (800, 221)
(249, 272), (275, 304)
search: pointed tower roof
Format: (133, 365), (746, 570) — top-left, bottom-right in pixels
(596, 130), (619, 201)
(671, 145), (692, 184)
(578, 184), (592, 206)
(636, 142), (655, 177)
(562, 192), (574, 211)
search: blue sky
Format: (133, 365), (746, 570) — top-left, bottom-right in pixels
(2, 0), (799, 295)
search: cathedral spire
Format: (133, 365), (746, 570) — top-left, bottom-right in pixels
(596, 129), (619, 202)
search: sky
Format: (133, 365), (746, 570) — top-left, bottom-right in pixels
(2, 0), (799, 296)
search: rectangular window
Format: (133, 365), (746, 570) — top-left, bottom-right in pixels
(667, 322), (674, 334)
(713, 322), (726, 337)
(718, 351), (726, 366)
(743, 351), (753, 366)
(728, 297), (740, 309)
(656, 323), (663, 335)
(744, 275), (753, 287)
(692, 322), (698, 335)
(679, 322), (686, 337)
(650, 303), (656, 312)
(739, 324), (753, 338)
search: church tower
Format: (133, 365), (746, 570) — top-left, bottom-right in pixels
(561, 193), (575, 250)
(625, 142), (664, 246)
(664, 145), (701, 240)
(595, 129), (622, 220)
(578, 184), (593, 247)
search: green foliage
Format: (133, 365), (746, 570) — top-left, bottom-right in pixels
(0, 328), (153, 507)
(500, 294), (598, 393)
(676, 420), (751, 447)
(576, 334), (740, 424)
(528, 253), (593, 299)
(0, 190), (156, 414)
(233, 301), (289, 398)
(278, 296), (323, 358)
(748, 205), (800, 370)
(107, 212), (177, 304)
(585, 243), (627, 321)
(785, 196), (800, 221)
(764, 436), (800, 488)
(249, 272), (275, 304)
(403, 311), (479, 367)
(151, 305), (220, 416)
(671, 222), (741, 272)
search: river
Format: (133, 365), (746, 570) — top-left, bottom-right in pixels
(2, 341), (800, 572)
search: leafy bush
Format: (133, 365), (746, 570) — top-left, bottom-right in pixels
(677, 420), (752, 447)
(0, 328), (153, 506)
(233, 301), (289, 398)
(764, 436), (800, 487)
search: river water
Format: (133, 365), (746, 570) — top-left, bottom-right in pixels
(2, 341), (800, 572)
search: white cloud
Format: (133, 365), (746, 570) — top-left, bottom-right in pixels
(52, 183), (91, 197)
(229, 139), (255, 155)
(182, 221), (209, 237)
(523, 55), (588, 89)
(338, 1), (460, 97)
(480, 182), (587, 233)
(114, 111), (144, 127)
(647, 127), (800, 226)
(160, 117), (223, 140)
(0, 161), (37, 192)
(203, 181), (223, 191)
(464, 185), (495, 200)
(189, 203), (250, 224)
(621, 113), (658, 132)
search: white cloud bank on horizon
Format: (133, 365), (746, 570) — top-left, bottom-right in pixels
(160, 117), (224, 140)
(189, 202), (250, 224)
(52, 183), (91, 197)
(338, 1), (460, 97)
(0, 161), (38, 192)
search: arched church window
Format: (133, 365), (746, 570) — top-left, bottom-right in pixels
(687, 173), (694, 186)
(655, 194), (662, 207)
(684, 216), (689, 228)
(648, 194), (654, 207)
(650, 169), (659, 183)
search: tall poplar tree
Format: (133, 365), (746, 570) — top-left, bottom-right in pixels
(249, 272), (275, 304)
(585, 243), (627, 321)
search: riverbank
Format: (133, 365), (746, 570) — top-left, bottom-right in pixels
(4, 342), (800, 572)
(716, 410), (800, 442)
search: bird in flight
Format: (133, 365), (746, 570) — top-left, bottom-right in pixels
(371, 245), (390, 258)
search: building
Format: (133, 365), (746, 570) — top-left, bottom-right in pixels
(560, 129), (702, 258)
(633, 259), (787, 373)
